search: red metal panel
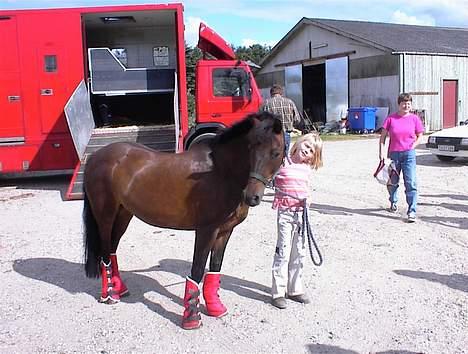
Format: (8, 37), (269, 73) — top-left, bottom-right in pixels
(39, 137), (76, 170)
(14, 10), (82, 171)
(197, 23), (235, 60)
(36, 46), (70, 134)
(0, 145), (41, 172)
(0, 16), (25, 138)
(174, 6), (188, 151)
(442, 80), (457, 129)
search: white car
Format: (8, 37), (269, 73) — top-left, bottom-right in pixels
(426, 122), (468, 161)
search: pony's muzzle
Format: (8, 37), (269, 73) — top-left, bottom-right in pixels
(246, 194), (262, 206)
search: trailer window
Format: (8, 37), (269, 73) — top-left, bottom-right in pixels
(111, 48), (127, 66)
(44, 55), (57, 72)
(212, 68), (250, 97)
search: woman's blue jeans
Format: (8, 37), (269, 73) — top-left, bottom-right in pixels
(387, 149), (418, 215)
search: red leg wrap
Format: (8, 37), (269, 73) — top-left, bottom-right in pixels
(99, 260), (120, 304)
(203, 272), (228, 317)
(181, 277), (202, 330)
(110, 254), (129, 297)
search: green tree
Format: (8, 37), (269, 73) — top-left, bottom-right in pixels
(234, 44), (271, 67)
(185, 43), (202, 126)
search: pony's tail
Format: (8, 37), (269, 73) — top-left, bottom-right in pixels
(83, 188), (101, 278)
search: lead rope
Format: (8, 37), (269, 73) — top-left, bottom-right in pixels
(275, 188), (323, 266)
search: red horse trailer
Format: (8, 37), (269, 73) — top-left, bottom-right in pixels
(0, 3), (262, 198)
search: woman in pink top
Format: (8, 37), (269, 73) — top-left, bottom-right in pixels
(271, 133), (323, 309)
(379, 93), (424, 223)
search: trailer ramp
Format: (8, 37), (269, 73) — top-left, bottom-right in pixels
(66, 125), (176, 200)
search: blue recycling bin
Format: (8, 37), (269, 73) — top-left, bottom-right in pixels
(348, 107), (377, 133)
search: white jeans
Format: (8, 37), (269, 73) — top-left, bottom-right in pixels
(271, 209), (306, 299)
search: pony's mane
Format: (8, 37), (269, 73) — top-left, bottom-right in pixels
(212, 112), (282, 146)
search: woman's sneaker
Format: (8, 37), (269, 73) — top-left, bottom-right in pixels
(389, 203), (398, 212)
(407, 213), (416, 223)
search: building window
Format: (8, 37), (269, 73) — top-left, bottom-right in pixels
(111, 48), (127, 66)
(212, 68), (250, 97)
(44, 55), (57, 72)
(153, 46), (169, 66)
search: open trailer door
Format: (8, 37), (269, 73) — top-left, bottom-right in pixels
(64, 80), (95, 200)
(197, 23), (235, 60)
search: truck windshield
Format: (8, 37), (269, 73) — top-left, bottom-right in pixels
(213, 68), (250, 97)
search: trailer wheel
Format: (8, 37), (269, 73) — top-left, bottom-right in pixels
(187, 132), (217, 150)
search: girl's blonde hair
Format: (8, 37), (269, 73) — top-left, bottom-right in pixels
(290, 132), (323, 170)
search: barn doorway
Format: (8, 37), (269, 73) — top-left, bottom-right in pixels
(302, 63), (326, 124)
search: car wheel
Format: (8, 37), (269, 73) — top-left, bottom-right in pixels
(436, 155), (456, 162)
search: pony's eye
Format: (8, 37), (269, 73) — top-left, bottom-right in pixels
(272, 151), (281, 159)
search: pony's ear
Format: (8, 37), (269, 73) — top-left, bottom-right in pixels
(272, 118), (283, 134)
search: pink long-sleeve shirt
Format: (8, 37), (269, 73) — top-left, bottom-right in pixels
(272, 161), (311, 211)
(382, 113), (424, 152)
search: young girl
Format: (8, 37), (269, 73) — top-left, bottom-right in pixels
(271, 132), (323, 309)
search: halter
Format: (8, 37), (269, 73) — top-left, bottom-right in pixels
(249, 172), (271, 186)
(248, 128), (287, 186)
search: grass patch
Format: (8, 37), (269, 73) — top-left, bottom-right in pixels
(319, 133), (380, 141)
(291, 133), (380, 142)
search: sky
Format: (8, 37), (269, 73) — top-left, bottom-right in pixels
(1, 0), (468, 47)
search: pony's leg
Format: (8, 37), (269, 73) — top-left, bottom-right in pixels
(203, 228), (233, 317)
(94, 202), (121, 304)
(181, 226), (218, 330)
(203, 205), (249, 317)
(109, 207), (133, 298)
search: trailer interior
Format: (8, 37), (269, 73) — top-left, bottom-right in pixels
(82, 9), (178, 128)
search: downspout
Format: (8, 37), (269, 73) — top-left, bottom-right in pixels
(399, 53), (405, 93)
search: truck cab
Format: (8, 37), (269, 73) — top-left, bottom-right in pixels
(184, 23), (262, 149)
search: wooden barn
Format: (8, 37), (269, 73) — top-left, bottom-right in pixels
(256, 18), (468, 131)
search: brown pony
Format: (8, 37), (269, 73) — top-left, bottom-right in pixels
(83, 111), (285, 329)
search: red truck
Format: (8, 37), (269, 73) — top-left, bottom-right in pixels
(0, 3), (262, 198)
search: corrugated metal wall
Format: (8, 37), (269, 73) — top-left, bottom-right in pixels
(403, 54), (468, 131)
(349, 54), (399, 116)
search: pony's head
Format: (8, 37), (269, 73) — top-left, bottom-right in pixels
(243, 111), (284, 206)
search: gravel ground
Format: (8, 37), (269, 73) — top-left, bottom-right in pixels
(0, 137), (467, 354)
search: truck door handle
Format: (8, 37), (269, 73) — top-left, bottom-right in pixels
(41, 88), (54, 96)
(211, 113), (222, 118)
(8, 95), (21, 102)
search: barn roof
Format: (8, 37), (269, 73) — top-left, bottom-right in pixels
(260, 17), (468, 68)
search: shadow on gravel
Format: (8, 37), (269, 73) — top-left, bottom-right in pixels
(420, 193), (468, 201)
(265, 194), (468, 228)
(393, 270), (468, 293)
(306, 344), (423, 354)
(13, 257), (270, 326)
(0, 175), (71, 201)
(308, 203), (401, 221)
(419, 201), (468, 213)
(416, 154), (468, 167)
(417, 215), (468, 230)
